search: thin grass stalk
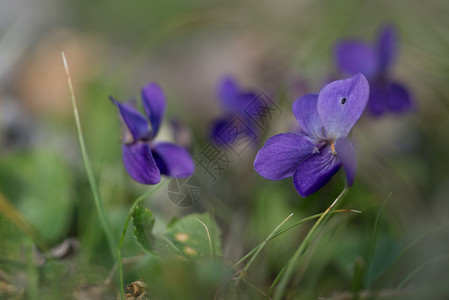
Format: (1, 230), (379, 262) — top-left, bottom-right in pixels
(62, 52), (116, 258)
(233, 209), (360, 270)
(271, 187), (347, 299)
(365, 193), (391, 290)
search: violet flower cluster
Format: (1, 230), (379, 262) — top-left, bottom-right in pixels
(254, 74), (369, 197)
(335, 25), (412, 116)
(111, 25), (410, 197)
(111, 83), (194, 184)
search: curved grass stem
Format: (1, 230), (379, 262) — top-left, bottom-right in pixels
(62, 52), (116, 259)
(235, 213), (294, 283)
(270, 187), (348, 299)
(233, 209), (359, 271)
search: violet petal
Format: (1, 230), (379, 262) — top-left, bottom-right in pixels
(317, 74), (370, 140)
(377, 25), (397, 73)
(387, 82), (413, 113)
(218, 76), (240, 111)
(334, 137), (357, 186)
(293, 145), (341, 197)
(110, 96), (150, 142)
(368, 81), (412, 116)
(152, 142), (195, 178)
(218, 76), (257, 113)
(254, 133), (316, 181)
(210, 117), (234, 146)
(122, 142), (161, 184)
(367, 82), (389, 116)
(335, 41), (378, 77)
(141, 83), (166, 138)
(292, 94), (325, 140)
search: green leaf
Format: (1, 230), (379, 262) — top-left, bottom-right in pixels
(0, 150), (72, 243)
(164, 213), (222, 259)
(131, 206), (156, 254)
(131, 207), (221, 260)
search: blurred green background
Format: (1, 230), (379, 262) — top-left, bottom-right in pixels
(1, 0), (449, 299)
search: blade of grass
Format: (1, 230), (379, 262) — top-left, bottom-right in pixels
(235, 213), (294, 283)
(62, 52), (115, 258)
(233, 209), (360, 270)
(365, 193), (391, 290)
(273, 209), (360, 242)
(382, 221), (449, 283)
(351, 257), (366, 300)
(195, 218), (214, 258)
(0, 191), (47, 251)
(396, 254), (449, 290)
(271, 187), (348, 300)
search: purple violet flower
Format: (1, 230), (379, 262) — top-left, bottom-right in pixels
(211, 76), (259, 145)
(111, 83), (194, 184)
(254, 74), (369, 197)
(335, 25), (412, 116)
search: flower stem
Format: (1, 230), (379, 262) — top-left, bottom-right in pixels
(118, 249), (125, 300)
(117, 182), (166, 300)
(118, 183), (165, 249)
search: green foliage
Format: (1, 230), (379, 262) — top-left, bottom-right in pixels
(0, 150), (72, 243)
(2, 1), (449, 299)
(131, 206), (156, 254)
(132, 206), (221, 260)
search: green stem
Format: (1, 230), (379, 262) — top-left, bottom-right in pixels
(118, 183), (165, 249)
(118, 249), (125, 300)
(62, 52), (115, 258)
(271, 187), (348, 299)
(116, 183), (166, 299)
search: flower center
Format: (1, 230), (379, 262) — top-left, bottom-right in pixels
(330, 141), (337, 156)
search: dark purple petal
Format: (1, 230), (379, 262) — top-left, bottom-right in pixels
(368, 81), (412, 116)
(218, 76), (257, 112)
(254, 133), (316, 181)
(293, 145), (341, 197)
(292, 94), (325, 140)
(317, 74), (370, 140)
(110, 96), (150, 142)
(141, 83), (166, 138)
(151, 142), (194, 178)
(377, 25), (397, 72)
(122, 142), (161, 184)
(218, 76), (240, 111)
(210, 117), (234, 146)
(239, 92), (259, 112)
(367, 82), (389, 116)
(335, 41), (378, 77)
(211, 116), (258, 147)
(387, 82), (413, 113)
(334, 138), (357, 186)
